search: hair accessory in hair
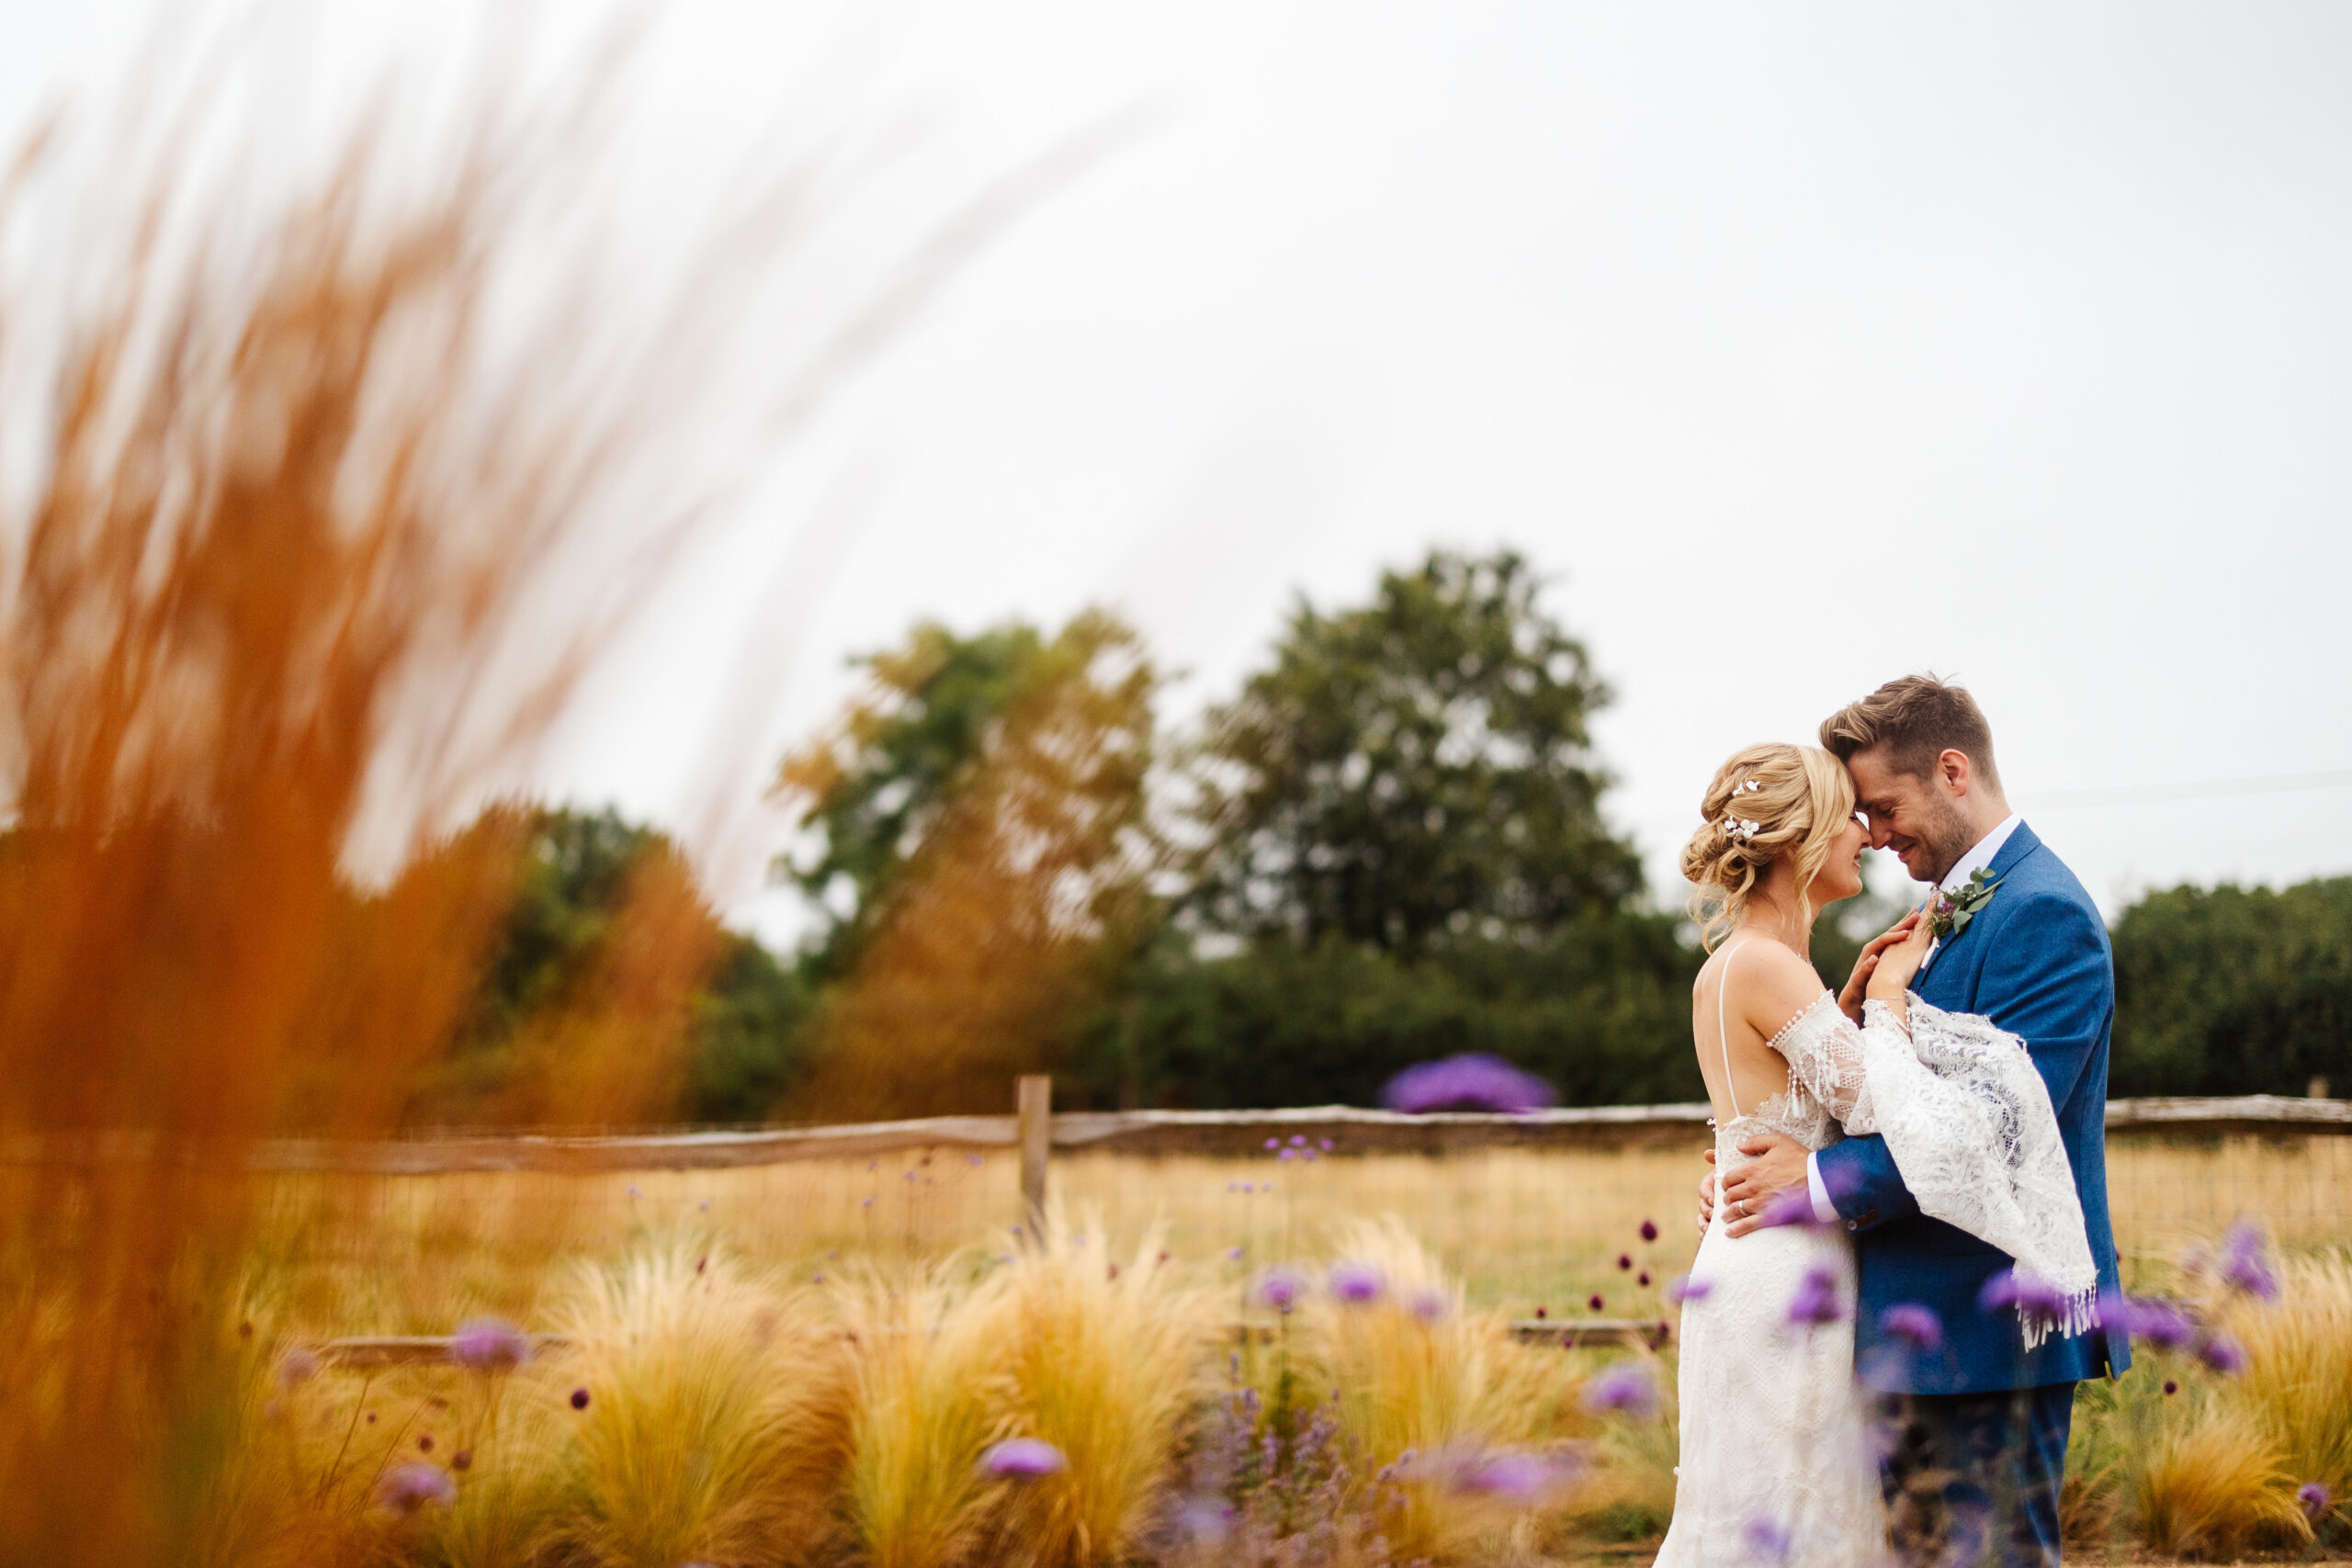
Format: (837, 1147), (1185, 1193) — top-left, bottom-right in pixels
(1736, 780), (1761, 795)
(1723, 816), (1761, 842)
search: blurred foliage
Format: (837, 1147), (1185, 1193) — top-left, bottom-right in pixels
(403, 806), (811, 1126)
(770, 609), (1162, 1119)
(2109, 876), (2352, 1098)
(1182, 548), (1637, 956)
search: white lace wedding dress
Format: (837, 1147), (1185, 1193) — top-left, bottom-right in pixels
(1653, 942), (2098, 1566)
(1652, 973), (1884, 1567)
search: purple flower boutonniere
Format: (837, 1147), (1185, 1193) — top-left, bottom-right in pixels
(1927, 868), (2001, 941)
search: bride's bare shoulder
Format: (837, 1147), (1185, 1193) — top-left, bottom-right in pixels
(1716, 940), (1830, 1032)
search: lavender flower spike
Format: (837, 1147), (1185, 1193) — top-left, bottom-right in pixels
(378, 1463), (457, 1515)
(980, 1438), (1066, 1479)
(1380, 1054), (1556, 1114)
(450, 1317), (533, 1372)
(1328, 1260), (1385, 1304)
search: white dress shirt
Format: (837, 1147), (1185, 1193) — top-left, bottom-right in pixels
(1801, 812), (2027, 1224)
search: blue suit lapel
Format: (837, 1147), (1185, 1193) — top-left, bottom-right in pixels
(1917, 822), (2041, 1005)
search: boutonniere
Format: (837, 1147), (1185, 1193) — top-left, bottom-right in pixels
(1928, 868), (2002, 940)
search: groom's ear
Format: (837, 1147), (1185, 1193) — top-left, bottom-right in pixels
(1936, 749), (1977, 796)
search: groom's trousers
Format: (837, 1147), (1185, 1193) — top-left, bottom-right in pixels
(1872, 1382), (2075, 1568)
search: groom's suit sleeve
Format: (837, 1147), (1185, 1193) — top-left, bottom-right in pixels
(1815, 891), (2110, 1235)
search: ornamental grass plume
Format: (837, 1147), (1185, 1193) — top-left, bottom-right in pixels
(1282, 1218), (1591, 1562)
(838, 1269), (1007, 1568)
(549, 1244), (852, 1568)
(2213, 1253), (2352, 1536)
(961, 1208), (1213, 1568)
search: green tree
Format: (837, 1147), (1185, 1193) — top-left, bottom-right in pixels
(1183, 548), (1639, 957)
(2109, 876), (2352, 1098)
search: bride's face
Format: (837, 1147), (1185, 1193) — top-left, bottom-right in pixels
(1808, 812), (1870, 905)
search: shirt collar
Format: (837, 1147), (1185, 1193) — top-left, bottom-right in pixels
(1939, 811), (2023, 895)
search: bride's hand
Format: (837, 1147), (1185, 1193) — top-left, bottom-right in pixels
(1864, 908), (1936, 1003)
(1839, 909), (1922, 1021)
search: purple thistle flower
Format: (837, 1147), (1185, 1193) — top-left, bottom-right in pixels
(1227, 1247), (1245, 1261)
(377, 1463), (456, 1515)
(2299, 1481), (2331, 1520)
(449, 1317), (532, 1373)
(275, 1347), (322, 1390)
(1786, 1265), (1844, 1327)
(1639, 1218), (1659, 1242)
(2197, 1334), (2248, 1375)
(1408, 1287), (1448, 1322)
(1471, 1451), (1560, 1500)
(1665, 1273), (1713, 1305)
(980, 1438), (1066, 1479)
(1277, 1148), (1295, 1162)
(1880, 1303), (1943, 1352)
(1976, 1268), (2068, 1323)
(1317, 1137), (1333, 1151)
(1328, 1260), (1385, 1304)
(1289, 1134), (1306, 1146)
(1756, 1186), (1821, 1229)
(1380, 1054), (1557, 1114)
(2094, 1290), (2193, 1350)
(1263, 1137), (1279, 1150)
(1741, 1516), (1794, 1566)
(2219, 1222), (2280, 1302)
(1579, 1362), (1659, 1418)
(1254, 1266), (1310, 1314)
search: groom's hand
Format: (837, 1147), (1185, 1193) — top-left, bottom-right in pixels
(1719, 1133), (1809, 1237)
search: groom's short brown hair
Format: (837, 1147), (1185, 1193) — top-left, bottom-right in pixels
(1819, 673), (2001, 789)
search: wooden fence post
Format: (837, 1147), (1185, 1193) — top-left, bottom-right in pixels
(1016, 1074), (1051, 1240)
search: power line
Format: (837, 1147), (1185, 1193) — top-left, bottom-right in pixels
(2019, 769), (2352, 810)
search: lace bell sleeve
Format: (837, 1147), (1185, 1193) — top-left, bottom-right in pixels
(1766, 993), (1905, 1134)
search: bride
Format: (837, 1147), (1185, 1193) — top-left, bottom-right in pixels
(1652, 743), (2098, 1566)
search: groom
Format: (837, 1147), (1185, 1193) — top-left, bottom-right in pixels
(1704, 675), (2127, 1567)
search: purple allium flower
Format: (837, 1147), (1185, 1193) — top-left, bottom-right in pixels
(569, 1386), (591, 1410)
(1328, 1260), (1385, 1304)
(450, 1316), (533, 1373)
(1408, 1288), (1448, 1322)
(1740, 1516), (1793, 1566)
(378, 1463), (456, 1515)
(1665, 1273), (1713, 1306)
(980, 1438), (1066, 1479)
(1533, 1305), (1547, 1319)
(1588, 1293), (1604, 1313)
(1461, 1450), (1566, 1502)
(1786, 1265), (1844, 1327)
(1227, 1247), (1245, 1261)
(417, 1435), (434, 1453)
(1880, 1303), (1943, 1352)
(1289, 1134), (1306, 1146)
(1640, 1218), (1659, 1242)
(1277, 1148), (1295, 1162)
(2163, 1379), (2177, 1395)
(1254, 1266), (1310, 1314)
(1637, 1270), (1651, 1287)
(2197, 1334), (2248, 1375)
(276, 1347), (322, 1390)
(2219, 1222), (2280, 1302)
(1317, 1138), (1333, 1151)
(1380, 1054), (1556, 1114)
(451, 1450), (472, 1472)
(2299, 1482), (2331, 1520)
(1617, 1254), (1633, 1271)
(1263, 1137), (1279, 1150)
(1579, 1362), (1659, 1418)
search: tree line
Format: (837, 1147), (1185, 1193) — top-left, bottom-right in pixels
(408, 549), (2350, 1122)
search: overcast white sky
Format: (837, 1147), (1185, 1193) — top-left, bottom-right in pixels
(7, 2), (2350, 943)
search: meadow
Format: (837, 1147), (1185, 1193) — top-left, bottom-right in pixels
(172, 1134), (2352, 1565)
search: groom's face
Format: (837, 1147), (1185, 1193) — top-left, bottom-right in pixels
(1845, 747), (1974, 885)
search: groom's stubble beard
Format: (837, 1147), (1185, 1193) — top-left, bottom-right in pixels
(1916, 790), (1978, 886)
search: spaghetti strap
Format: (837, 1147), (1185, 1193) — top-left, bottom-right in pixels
(1716, 939), (1745, 1119)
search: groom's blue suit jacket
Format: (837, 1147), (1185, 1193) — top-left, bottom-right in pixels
(1814, 822), (2130, 1395)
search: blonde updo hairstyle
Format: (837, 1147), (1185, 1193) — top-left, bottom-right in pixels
(1679, 742), (1857, 951)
